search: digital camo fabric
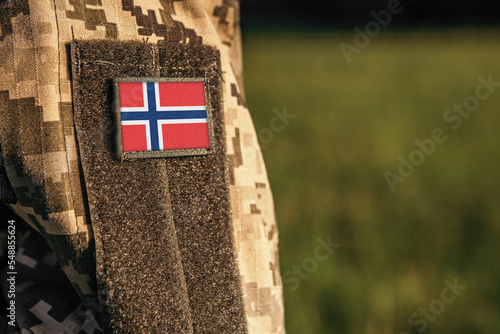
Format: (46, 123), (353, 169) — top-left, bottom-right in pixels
(0, 0), (285, 333)
(0, 214), (103, 334)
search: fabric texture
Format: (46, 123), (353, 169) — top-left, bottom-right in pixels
(0, 217), (103, 334)
(0, 0), (285, 333)
(0, 148), (17, 204)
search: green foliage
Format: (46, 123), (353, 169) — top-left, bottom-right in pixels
(243, 30), (500, 334)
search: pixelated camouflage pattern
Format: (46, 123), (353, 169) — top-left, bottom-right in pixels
(0, 0), (285, 332)
(0, 224), (103, 334)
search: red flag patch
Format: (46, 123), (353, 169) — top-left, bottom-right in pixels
(114, 78), (214, 159)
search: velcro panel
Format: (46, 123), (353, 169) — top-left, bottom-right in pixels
(71, 39), (247, 333)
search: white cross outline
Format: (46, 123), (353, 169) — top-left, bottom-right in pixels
(157, 118), (208, 151)
(120, 82), (149, 112)
(154, 82), (208, 111)
(121, 120), (152, 151)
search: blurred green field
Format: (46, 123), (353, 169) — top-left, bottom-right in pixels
(242, 29), (500, 334)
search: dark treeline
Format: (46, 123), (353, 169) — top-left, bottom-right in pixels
(240, 0), (500, 28)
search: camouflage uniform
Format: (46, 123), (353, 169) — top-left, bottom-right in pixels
(0, 0), (285, 333)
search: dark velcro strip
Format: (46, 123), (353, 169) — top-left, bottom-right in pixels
(71, 40), (193, 334)
(159, 43), (248, 333)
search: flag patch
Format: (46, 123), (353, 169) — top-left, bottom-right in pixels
(114, 78), (214, 159)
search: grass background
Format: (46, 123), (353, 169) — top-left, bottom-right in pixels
(242, 29), (500, 334)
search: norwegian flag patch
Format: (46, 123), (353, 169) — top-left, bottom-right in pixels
(114, 78), (214, 159)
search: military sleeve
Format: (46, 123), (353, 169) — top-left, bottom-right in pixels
(0, 0), (285, 333)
